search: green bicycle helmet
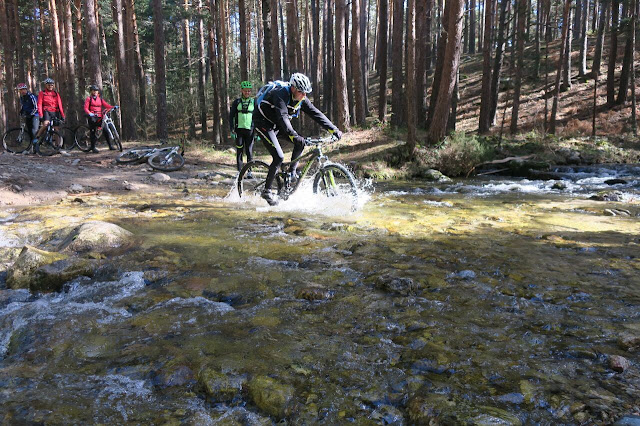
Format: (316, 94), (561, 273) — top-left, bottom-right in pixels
(240, 81), (252, 89)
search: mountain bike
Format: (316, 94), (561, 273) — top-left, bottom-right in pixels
(74, 107), (122, 152)
(237, 135), (358, 210)
(116, 143), (185, 171)
(2, 117), (33, 153)
(35, 118), (64, 156)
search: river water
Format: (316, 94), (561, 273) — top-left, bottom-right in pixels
(1, 165), (639, 424)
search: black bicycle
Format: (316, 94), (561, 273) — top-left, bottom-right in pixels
(74, 107), (122, 152)
(35, 118), (64, 156)
(2, 117), (33, 153)
(237, 135), (358, 210)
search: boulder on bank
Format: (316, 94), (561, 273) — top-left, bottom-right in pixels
(58, 221), (134, 254)
(6, 245), (68, 289)
(31, 258), (96, 292)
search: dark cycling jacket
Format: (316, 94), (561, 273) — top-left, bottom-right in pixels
(20, 92), (38, 117)
(254, 85), (337, 139)
(37, 89), (65, 118)
(84, 95), (113, 118)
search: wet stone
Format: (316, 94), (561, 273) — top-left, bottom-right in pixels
(6, 245), (68, 289)
(58, 221), (134, 254)
(618, 334), (640, 352)
(613, 415), (640, 426)
(609, 355), (630, 373)
(198, 368), (245, 402)
(295, 286), (332, 301)
(406, 394), (457, 424)
(152, 365), (195, 388)
(590, 190), (624, 202)
(246, 375), (295, 419)
(552, 181), (568, 190)
(605, 178), (628, 185)
(375, 275), (420, 296)
(31, 257), (96, 293)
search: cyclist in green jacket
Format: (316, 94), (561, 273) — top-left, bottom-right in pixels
(229, 81), (255, 173)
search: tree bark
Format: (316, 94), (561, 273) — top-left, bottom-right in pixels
(208, 0), (221, 144)
(262, 0), (274, 80)
(391, 0), (404, 127)
(427, 0), (464, 144)
(377, 0), (389, 122)
(490, 0), (509, 124)
(352, 0), (367, 125)
(286, 0), (299, 71)
(84, 0), (102, 87)
(323, 0), (334, 116)
(311, 0), (320, 97)
(549, 0), (572, 133)
(153, 0), (168, 140)
(616, 0), (633, 104)
(0, 0), (18, 124)
(335, 0), (350, 130)
(198, 0), (207, 137)
(416, 0), (429, 124)
(578, 0), (588, 77)
(478, 0), (495, 132)
(112, 0), (136, 139)
(128, 0), (147, 137)
(218, 0), (230, 143)
(561, 6), (573, 90)
(607, 0), (619, 106)
(11, 0), (25, 83)
(511, 0), (527, 133)
(591, 0), (609, 76)
(406, 0), (417, 155)
(427, 0), (450, 128)
(61, 0), (77, 125)
(469, 0), (476, 53)
(239, 0), (249, 78)
(182, 0), (196, 138)
(279, 2), (288, 74)
(74, 0), (85, 99)
(49, 0), (64, 85)
(269, 0), (281, 78)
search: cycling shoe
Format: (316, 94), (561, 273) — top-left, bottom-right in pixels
(261, 190), (279, 206)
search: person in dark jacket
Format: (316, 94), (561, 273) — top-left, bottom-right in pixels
(229, 81), (255, 172)
(16, 83), (39, 142)
(84, 84), (115, 153)
(35, 78), (65, 143)
(253, 73), (342, 206)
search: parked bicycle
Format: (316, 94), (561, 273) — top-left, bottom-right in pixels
(34, 118), (65, 156)
(237, 135), (358, 210)
(116, 143), (185, 172)
(2, 117), (33, 153)
(74, 107), (122, 152)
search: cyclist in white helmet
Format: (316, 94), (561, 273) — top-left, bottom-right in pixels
(253, 73), (342, 206)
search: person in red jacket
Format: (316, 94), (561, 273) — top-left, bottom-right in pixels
(35, 77), (65, 143)
(84, 84), (117, 153)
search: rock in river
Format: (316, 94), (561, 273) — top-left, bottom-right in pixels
(30, 258), (96, 292)
(246, 375), (295, 419)
(58, 221), (134, 254)
(6, 245), (68, 289)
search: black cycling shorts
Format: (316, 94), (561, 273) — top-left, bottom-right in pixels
(42, 111), (61, 122)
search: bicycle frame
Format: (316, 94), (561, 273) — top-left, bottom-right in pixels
(101, 109), (118, 141)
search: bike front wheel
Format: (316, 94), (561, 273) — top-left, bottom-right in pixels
(36, 131), (62, 156)
(117, 147), (154, 164)
(108, 123), (122, 151)
(74, 125), (92, 152)
(148, 150), (184, 171)
(313, 163), (358, 210)
(2, 128), (31, 153)
(60, 127), (76, 150)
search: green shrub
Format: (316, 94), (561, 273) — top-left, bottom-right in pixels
(432, 132), (494, 177)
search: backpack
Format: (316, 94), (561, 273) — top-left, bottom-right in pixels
(255, 80), (289, 106)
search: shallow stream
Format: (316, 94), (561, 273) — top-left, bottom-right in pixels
(1, 165), (639, 424)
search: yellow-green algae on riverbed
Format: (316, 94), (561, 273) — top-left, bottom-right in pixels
(0, 182), (639, 424)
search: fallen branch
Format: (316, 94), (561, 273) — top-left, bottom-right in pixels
(467, 154), (536, 177)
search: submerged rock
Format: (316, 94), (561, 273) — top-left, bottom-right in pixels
(295, 286), (332, 301)
(613, 415), (640, 426)
(246, 375), (295, 419)
(589, 190), (624, 202)
(31, 258), (96, 292)
(153, 365), (195, 388)
(618, 334), (640, 352)
(376, 275), (419, 296)
(58, 221), (134, 254)
(406, 393), (457, 423)
(609, 355), (630, 373)
(6, 245), (68, 289)
(198, 368), (244, 402)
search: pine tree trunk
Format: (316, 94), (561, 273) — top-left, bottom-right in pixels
(592, 0), (609, 76)
(49, 0), (64, 86)
(323, 0), (334, 116)
(182, 0), (196, 138)
(607, 0), (619, 106)
(0, 0), (18, 124)
(84, 0), (102, 87)
(128, 0), (147, 137)
(198, 0), (207, 137)
(74, 0), (85, 99)
(579, 0), (588, 77)
(239, 0), (249, 78)
(561, 7), (573, 90)
(352, 0), (367, 125)
(549, 0), (572, 133)
(218, 0), (230, 143)
(427, 0), (464, 144)
(478, 0), (495, 132)
(286, 0), (299, 71)
(490, 0), (509, 124)
(61, 0), (77, 125)
(406, 0), (417, 155)
(390, 0), (404, 127)
(470, 0), (476, 53)
(377, 0), (389, 122)
(11, 0), (25, 83)
(427, 0), (450, 128)
(262, 0), (274, 80)
(511, 0), (527, 133)
(311, 0), (320, 96)
(416, 0), (428, 124)
(335, 0), (350, 130)
(616, 0), (633, 104)
(279, 2), (288, 74)
(361, 0), (369, 113)
(208, 0), (221, 144)
(113, 0), (136, 139)
(345, 7), (354, 125)
(153, 0), (167, 140)
(269, 0), (281, 78)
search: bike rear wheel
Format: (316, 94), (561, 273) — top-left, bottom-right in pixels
(60, 127), (77, 150)
(2, 128), (31, 153)
(117, 147), (154, 164)
(313, 163), (358, 211)
(148, 150), (184, 171)
(36, 131), (62, 156)
(237, 161), (271, 198)
(108, 123), (122, 151)
(74, 125), (92, 152)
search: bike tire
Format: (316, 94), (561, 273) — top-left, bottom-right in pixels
(237, 160), (271, 198)
(116, 147), (154, 164)
(60, 127), (77, 150)
(36, 131), (62, 156)
(74, 125), (92, 152)
(2, 128), (31, 153)
(108, 123), (122, 151)
(147, 150), (184, 171)
(313, 163), (358, 211)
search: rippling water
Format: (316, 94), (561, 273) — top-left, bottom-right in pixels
(1, 166), (639, 424)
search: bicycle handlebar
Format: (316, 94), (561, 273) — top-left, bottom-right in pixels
(304, 135), (339, 146)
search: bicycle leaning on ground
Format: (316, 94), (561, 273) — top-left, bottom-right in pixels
(236, 134), (358, 210)
(74, 107), (122, 152)
(116, 143), (185, 172)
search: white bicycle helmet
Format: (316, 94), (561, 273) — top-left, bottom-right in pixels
(290, 73), (312, 94)
(44, 77), (55, 84)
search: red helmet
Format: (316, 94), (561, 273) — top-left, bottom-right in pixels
(16, 83), (27, 90)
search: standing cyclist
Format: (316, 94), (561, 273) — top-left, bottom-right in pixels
(35, 78), (65, 145)
(84, 84), (116, 153)
(229, 81), (255, 173)
(253, 73), (342, 206)
(16, 83), (39, 150)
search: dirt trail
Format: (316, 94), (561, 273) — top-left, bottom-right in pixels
(0, 148), (238, 207)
